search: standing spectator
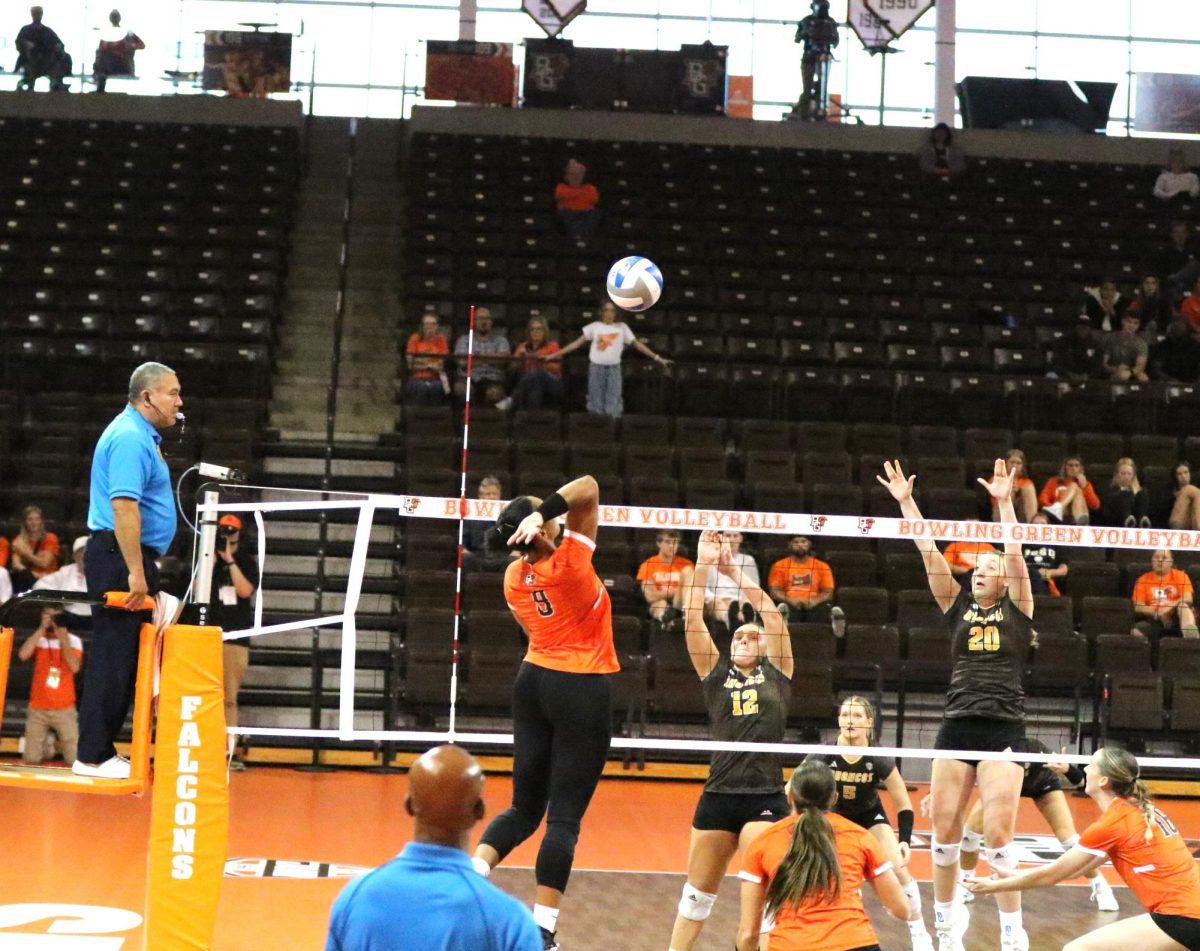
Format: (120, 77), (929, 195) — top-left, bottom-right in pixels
(1038, 457), (1101, 525)
(17, 607), (82, 766)
(14, 5), (71, 91)
(767, 535), (840, 629)
(1124, 274), (1173, 334)
(549, 301), (670, 418)
(941, 518), (998, 584)
(1099, 458), (1151, 528)
(918, 122), (966, 178)
(1045, 314), (1099, 381)
(209, 514), (259, 771)
(554, 159), (600, 239)
(1178, 275), (1200, 335)
(704, 530), (760, 629)
(1022, 510), (1067, 597)
(453, 306), (510, 407)
(33, 536), (92, 620)
(326, 744), (540, 951)
(1157, 221), (1200, 301)
(1153, 149), (1200, 202)
(1154, 462), (1200, 531)
(75, 362), (181, 780)
(462, 475), (510, 573)
(635, 530), (694, 624)
(8, 504), (61, 592)
(1131, 550), (1198, 642)
(1081, 277), (1126, 333)
(987, 450), (1038, 523)
(92, 8), (143, 92)
(1101, 312), (1150, 382)
(1149, 318), (1200, 382)
(404, 314), (450, 405)
(501, 318), (562, 411)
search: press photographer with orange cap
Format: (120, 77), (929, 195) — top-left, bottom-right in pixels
(209, 513), (259, 770)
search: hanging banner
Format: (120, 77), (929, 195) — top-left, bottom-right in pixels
(202, 30), (292, 95)
(1136, 72), (1200, 135)
(425, 41), (515, 105)
(727, 75), (754, 119)
(523, 0), (586, 38)
(847, 0), (933, 51)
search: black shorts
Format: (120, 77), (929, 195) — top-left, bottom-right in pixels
(1021, 765), (1064, 801)
(934, 715), (1025, 768)
(840, 804), (890, 832)
(1152, 913), (1200, 951)
(693, 790), (790, 834)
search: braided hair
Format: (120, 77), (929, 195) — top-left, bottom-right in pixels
(765, 760), (842, 917)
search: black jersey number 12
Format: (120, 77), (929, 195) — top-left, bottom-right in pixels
(532, 590), (555, 617)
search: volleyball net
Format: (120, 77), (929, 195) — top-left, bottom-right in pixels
(190, 481), (1200, 781)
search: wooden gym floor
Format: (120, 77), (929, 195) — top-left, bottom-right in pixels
(1, 762), (1197, 950)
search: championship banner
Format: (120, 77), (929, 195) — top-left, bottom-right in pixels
(523, 0), (586, 38)
(727, 75), (754, 118)
(425, 40), (515, 105)
(1136, 72), (1200, 135)
(202, 30), (292, 95)
(848, 0), (933, 51)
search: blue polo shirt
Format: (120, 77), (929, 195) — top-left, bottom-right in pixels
(326, 842), (540, 951)
(88, 405), (176, 556)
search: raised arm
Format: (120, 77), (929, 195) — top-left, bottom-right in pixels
(508, 474), (599, 547)
(877, 461), (958, 611)
(721, 538), (791, 678)
(629, 336), (672, 367)
(979, 458), (1033, 618)
(684, 531), (722, 679)
(544, 334), (588, 360)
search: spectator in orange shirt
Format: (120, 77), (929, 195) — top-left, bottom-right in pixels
(1038, 457), (1101, 525)
(8, 504), (60, 592)
(941, 519), (998, 586)
(988, 450), (1037, 523)
(1131, 549), (1198, 642)
(768, 535), (840, 628)
(1179, 274), (1200, 335)
(502, 318), (563, 412)
(404, 314), (450, 405)
(636, 530), (694, 624)
(17, 607), (82, 765)
(554, 158), (600, 239)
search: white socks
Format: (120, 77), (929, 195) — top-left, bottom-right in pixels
(999, 909), (1023, 939)
(933, 900), (954, 932)
(533, 904), (559, 935)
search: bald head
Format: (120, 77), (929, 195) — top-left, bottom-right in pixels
(406, 745), (485, 849)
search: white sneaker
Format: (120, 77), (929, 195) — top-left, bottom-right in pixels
(1043, 501), (1065, 521)
(935, 930), (962, 951)
(1090, 876), (1119, 912)
(830, 605), (846, 638)
(495, 396), (513, 411)
(72, 755), (131, 779)
(910, 926), (935, 951)
(1000, 927), (1029, 951)
(957, 881), (975, 904)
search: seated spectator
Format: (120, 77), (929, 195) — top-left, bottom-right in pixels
(462, 476), (511, 573)
(8, 505), (60, 592)
(942, 519), (997, 585)
(987, 449), (1038, 523)
(1157, 221), (1200, 301)
(703, 530), (760, 629)
(636, 530), (694, 624)
(1100, 312), (1149, 382)
(500, 318), (562, 412)
(1038, 457), (1100, 526)
(1178, 274), (1200, 336)
(1124, 274), (1173, 333)
(767, 534), (837, 624)
(1081, 277), (1126, 333)
(917, 122), (965, 178)
(1153, 461), (1200, 531)
(1149, 318), (1200, 382)
(1131, 549), (1198, 642)
(1022, 510), (1067, 597)
(1153, 149), (1200, 202)
(404, 314), (450, 405)
(93, 8), (144, 92)
(1045, 314), (1098, 381)
(452, 306), (509, 406)
(1098, 458), (1151, 528)
(554, 158), (600, 239)
(17, 607), (82, 765)
(14, 5), (71, 91)
(32, 535), (91, 621)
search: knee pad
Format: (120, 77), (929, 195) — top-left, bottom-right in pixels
(960, 828), (984, 853)
(931, 839), (961, 867)
(678, 883), (718, 922)
(1060, 834), (1080, 850)
(985, 845), (1018, 874)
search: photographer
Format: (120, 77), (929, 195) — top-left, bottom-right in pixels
(210, 514), (259, 770)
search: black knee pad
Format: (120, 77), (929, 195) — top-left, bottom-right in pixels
(535, 819), (581, 892)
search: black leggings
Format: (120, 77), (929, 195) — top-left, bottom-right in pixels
(480, 662), (612, 892)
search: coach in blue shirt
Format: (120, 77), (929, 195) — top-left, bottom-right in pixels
(327, 745), (540, 951)
(73, 362), (182, 780)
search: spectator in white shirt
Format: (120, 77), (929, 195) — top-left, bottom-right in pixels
(1153, 149), (1200, 202)
(33, 536), (91, 618)
(703, 531), (761, 629)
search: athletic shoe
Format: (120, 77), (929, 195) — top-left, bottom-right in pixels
(956, 881), (975, 904)
(1042, 502), (1065, 521)
(953, 901), (970, 942)
(72, 755), (131, 779)
(539, 927), (559, 951)
(494, 397), (513, 411)
(1124, 515), (1137, 528)
(1000, 927), (1029, 951)
(935, 930), (962, 951)
(1090, 875), (1119, 912)
(830, 605), (846, 639)
(228, 756), (247, 772)
(1139, 516), (1152, 529)
(910, 927), (935, 951)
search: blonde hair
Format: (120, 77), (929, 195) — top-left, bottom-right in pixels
(1111, 457), (1142, 494)
(840, 695), (876, 742)
(766, 761), (841, 917)
(1096, 747), (1156, 842)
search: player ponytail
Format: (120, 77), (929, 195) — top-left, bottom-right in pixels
(766, 760), (841, 917)
(1097, 746), (1156, 842)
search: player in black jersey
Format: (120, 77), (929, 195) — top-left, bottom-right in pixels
(817, 695), (934, 951)
(953, 739), (1119, 912)
(667, 530), (792, 951)
(879, 459), (1034, 951)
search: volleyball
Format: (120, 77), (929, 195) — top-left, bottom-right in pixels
(605, 255), (664, 312)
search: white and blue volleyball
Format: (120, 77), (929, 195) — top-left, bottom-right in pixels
(606, 255), (664, 312)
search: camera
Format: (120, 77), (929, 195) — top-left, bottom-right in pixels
(217, 524), (236, 552)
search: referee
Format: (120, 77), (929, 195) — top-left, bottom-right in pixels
(72, 362), (182, 779)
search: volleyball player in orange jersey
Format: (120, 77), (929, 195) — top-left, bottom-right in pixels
(736, 759), (911, 951)
(969, 746), (1200, 951)
(472, 475), (617, 951)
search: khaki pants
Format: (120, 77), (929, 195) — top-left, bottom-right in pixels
(223, 643), (249, 744)
(24, 706), (79, 764)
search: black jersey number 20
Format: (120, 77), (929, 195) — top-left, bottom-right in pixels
(968, 624), (1000, 652)
(531, 590), (555, 617)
